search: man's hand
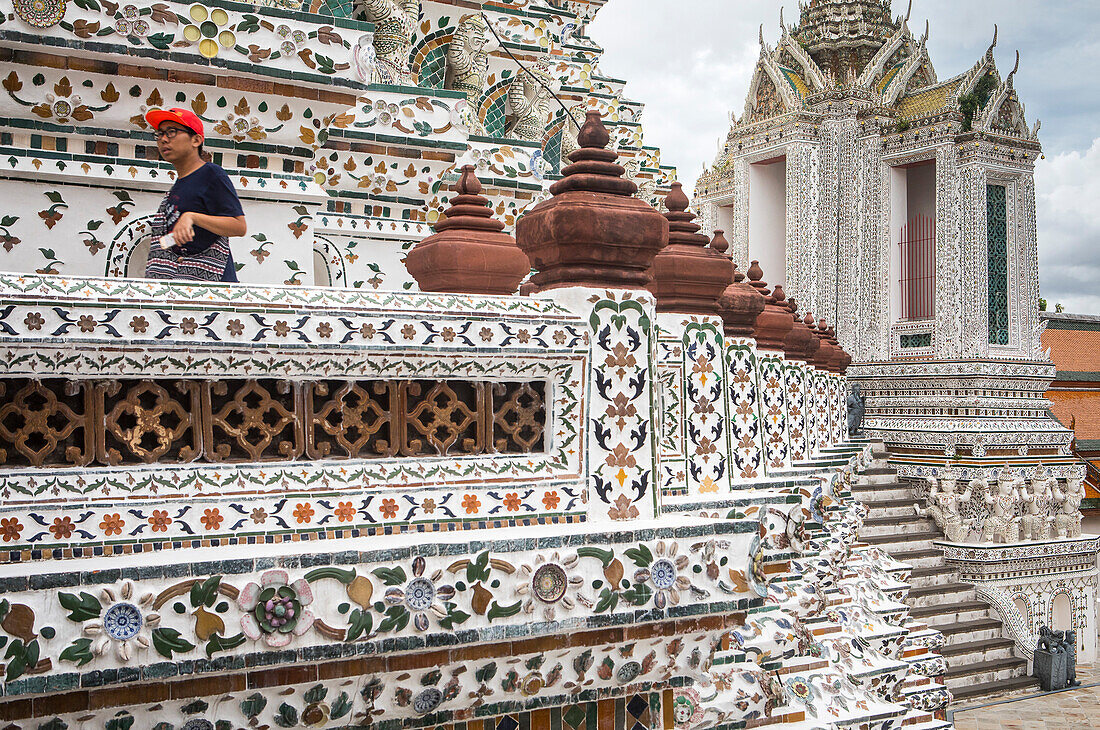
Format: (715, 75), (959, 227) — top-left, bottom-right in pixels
(171, 211), (197, 245)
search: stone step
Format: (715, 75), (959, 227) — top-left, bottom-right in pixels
(851, 482), (916, 500)
(860, 514), (937, 537)
(945, 656), (1030, 689)
(932, 617), (1005, 643)
(906, 562), (959, 589)
(860, 530), (938, 552)
(950, 674), (1040, 703)
(861, 497), (921, 519)
(913, 599), (991, 625)
(908, 581), (976, 607)
(939, 637), (1018, 664)
(857, 468), (900, 485)
(888, 547), (944, 569)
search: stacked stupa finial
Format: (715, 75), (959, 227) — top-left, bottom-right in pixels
(517, 111), (668, 293)
(405, 165), (530, 296)
(648, 185), (733, 316)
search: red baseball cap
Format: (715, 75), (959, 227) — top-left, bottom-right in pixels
(145, 107), (204, 137)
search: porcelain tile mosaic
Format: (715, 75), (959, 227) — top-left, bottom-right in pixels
(0, 0), (1073, 727)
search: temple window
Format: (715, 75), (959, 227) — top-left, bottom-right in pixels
(889, 160), (936, 322)
(747, 155), (787, 286)
(986, 184), (1010, 345)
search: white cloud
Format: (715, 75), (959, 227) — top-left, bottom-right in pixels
(1037, 139), (1100, 314)
(588, 1), (791, 191)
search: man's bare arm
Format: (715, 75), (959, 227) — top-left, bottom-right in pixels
(171, 212), (247, 244)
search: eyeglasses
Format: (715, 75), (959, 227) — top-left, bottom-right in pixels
(154, 127), (192, 141)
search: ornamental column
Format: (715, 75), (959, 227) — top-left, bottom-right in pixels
(716, 235), (767, 482)
(748, 264), (796, 475)
(649, 184), (734, 498)
(517, 111), (668, 523)
(781, 298), (818, 463)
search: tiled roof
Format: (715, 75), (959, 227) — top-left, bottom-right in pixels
(1041, 328), (1100, 374)
(895, 79), (962, 121)
(1048, 391), (1100, 441)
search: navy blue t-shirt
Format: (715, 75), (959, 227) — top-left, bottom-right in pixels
(149, 163), (244, 282)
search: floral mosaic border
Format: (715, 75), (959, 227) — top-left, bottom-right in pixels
(0, 520), (761, 697)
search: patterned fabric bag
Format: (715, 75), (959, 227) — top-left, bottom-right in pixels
(145, 192), (230, 282)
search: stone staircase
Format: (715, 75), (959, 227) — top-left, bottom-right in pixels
(851, 445), (1039, 704)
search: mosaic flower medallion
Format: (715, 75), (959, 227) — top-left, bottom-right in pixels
(786, 676), (814, 701)
(520, 671), (545, 696)
(181, 721), (214, 730)
(412, 687), (443, 715)
(102, 602), (143, 640)
(672, 688), (703, 727)
(14, 0), (65, 27)
(616, 660), (641, 684)
(650, 558), (677, 590)
(531, 563), (568, 603)
(404, 577), (435, 611)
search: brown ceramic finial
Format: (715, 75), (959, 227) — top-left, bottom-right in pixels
(812, 318), (834, 370)
(516, 112), (668, 292)
(710, 230), (729, 254)
(799, 308), (821, 362)
(405, 165), (530, 295)
(812, 320), (840, 372)
(825, 325), (851, 373)
(747, 260), (765, 284)
(782, 297), (817, 362)
(717, 263), (766, 337)
(648, 183), (733, 315)
(752, 273), (795, 352)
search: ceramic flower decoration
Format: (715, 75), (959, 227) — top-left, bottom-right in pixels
(382, 556), (455, 632)
(633, 541), (690, 609)
(238, 569), (315, 646)
(83, 580), (160, 662)
(514, 551), (590, 621)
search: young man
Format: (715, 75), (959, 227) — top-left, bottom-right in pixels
(143, 108), (247, 282)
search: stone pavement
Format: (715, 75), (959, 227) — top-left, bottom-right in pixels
(952, 664), (1100, 729)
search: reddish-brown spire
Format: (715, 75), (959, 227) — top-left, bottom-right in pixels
(825, 325), (852, 373)
(812, 318), (835, 370)
(782, 298), (817, 362)
(799, 310), (821, 363)
(648, 184), (733, 315)
(405, 165), (530, 295)
(710, 229), (730, 254)
(516, 111), (668, 293)
(717, 254), (766, 337)
(748, 264), (796, 351)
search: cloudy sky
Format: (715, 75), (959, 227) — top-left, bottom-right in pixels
(588, 0), (1100, 314)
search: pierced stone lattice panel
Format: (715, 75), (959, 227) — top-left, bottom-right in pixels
(0, 377), (547, 468)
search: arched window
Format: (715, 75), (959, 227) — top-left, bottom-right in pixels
(1052, 593), (1072, 631)
(1013, 596), (1030, 626)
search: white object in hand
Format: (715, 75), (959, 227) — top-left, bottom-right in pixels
(158, 234), (175, 250)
